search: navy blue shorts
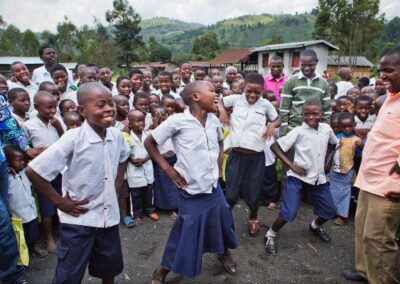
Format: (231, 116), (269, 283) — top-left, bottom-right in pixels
(53, 223), (123, 283)
(280, 176), (336, 222)
(38, 174), (62, 218)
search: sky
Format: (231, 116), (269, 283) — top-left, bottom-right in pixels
(0, 0), (399, 33)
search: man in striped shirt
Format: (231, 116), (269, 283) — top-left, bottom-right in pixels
(279, 49), (331, 136)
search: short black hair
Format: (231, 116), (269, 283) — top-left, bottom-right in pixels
(181, 81), (210, 106)
(330, 83), (338, 93)
(354, 95), (372, 106)
(10, 61), (24, 69)
(8, 88), (28, 102)
(162, 94), (176, 103)
(133, 92), (149, 104)
(38, 81), (56, 91)
(358, 77), (370, 88)
(150, 105), (165, 116)
(49, 64), (67, 77)
(383, 46), (400, 63)
(330, 112), (340, 121)
(116, 75), (130, 87)
(303, 97), (322, 110)
(77, 82), (110, 106)
(158, 71), (172, 81)
(337, 95), (354, 104)
(113, 94), (129, 104)
(33, 91), (54, 105)
(4, 144), (24, 161)
(171, 71), (181, 77)
(270, 55), (284, 64)
(129, 69), (144, 78)
(149, 93), (161, 102)
(63, 111), (81, 122)
(244, 73), (264, 88)
(59, 99), (75, 111)
(339, 112), (355, 124)
(38, 45), (53, 57)
(300, 49), (318, 61)
(263, 90), (276, 100)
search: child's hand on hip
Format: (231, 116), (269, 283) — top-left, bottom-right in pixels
(290, 164), (307, 176)
(165, 167), (187, 189)
(56, 193), (89, 217)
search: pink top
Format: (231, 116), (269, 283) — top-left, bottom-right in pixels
(355, 91), (400, 196)
(263, 74), (286, 102)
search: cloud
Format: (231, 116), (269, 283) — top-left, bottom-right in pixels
(0, 0), (398, 32)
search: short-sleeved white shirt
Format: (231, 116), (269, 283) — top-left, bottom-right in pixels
(31, 65), (73, 86)
(7, 170), (37, 223)
(126, 131), (154, 188)
(277, 122), (337, 185)
(28, 121), (130, 227)
(60, 89), (77, 104)
(22, 115), (60, 148)
(223, 94), (278, 152)
(7, 80), (38, 112)
(151, 109), (223, 195)
(155, 89), (181, 100)
(355, 114), (376, 130)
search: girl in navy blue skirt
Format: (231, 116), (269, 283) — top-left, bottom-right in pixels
(145, 81), (238, 283)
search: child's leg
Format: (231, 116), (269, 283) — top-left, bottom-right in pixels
(225, 151), (245, 208)
(131, 186), (145, 220)
(144, 184), (158, 221)
(118, 181), (131, 219)
(23, 218), (47, 257)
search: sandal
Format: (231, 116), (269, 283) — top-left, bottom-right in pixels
(216, 253), (237, 275)
(122, 216), (136, 228)
(151, 269), (166, 284)
(248, 219), (260, 237)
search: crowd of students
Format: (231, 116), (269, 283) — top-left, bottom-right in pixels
(0, 44), (399, 284)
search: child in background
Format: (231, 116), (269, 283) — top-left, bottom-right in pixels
(263, 90), (277, 102)
(152, 78), (159, 91)
(5, 145), (48, 258)
(59, 99), (78, 118)
(161, 94), (176, 116)
(99, 67), (118, 96)
(145, 81), (238, 281)
(330, 112), (362, 225)
(265, 98), (337, 254)
(170, 72), (181, 94)
(8, 88), (30, 127)
(330, 112), (341, 135)
(194, 68), (206, 81)
(212, 75), (224, 97)
(39, 81), (61, 103)
(140, 70), (154, 95)
(156, 71), (180, 99)
(374, 78), (387, 96)
(63, 112), (82, 130)
(222, 89), (233, 97)
(113, 95), (129, 126)
(133, 92), (152, 130)
(50, 64), (74, 100)
(347, 87), (361, 100)
(129, 69), (144, 95)
(0, 74), (9, 96)
(335, 96), (354, 113)
(149, 93), (161, 109)
(116, 75), (134, 108)
(219, 73), (279, 237)
(209, 68), (221, 79)
(330, 83), (338, 99)
(330, 99), (337, 113)
(127, 110), (158, 223)
(374, 94), (387, 115)
(357, 77), (370, 89)
(22, 91), (64, 253)
(231, 81), (243, 94)
(335, 67), (353, 99)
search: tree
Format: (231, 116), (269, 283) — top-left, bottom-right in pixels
(106, 0), (144, 68)
(55, 16), (77, 61)
(192, 31), (222, 60)
(41, 30), (57, 46)
(0, 24), (22, 55)
(147, 36), (171, 62)
(21, 29), (40, 56)
(0, 15), (6, 28)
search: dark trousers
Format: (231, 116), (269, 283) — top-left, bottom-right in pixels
(23, 218), (40, 252)
(130, 185), (155, 218)
(0, 161), (25, 283)
(259, 164), (279, 205)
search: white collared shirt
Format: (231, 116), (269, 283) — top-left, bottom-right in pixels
(22, 115), (60, 148)
(28, 121), (130, 227)
(223, 94), (278, 152)
(277, 122), (338, 185)
(297, 71), (322, 86)
(60, 89), (77, 104)
(31, 65), (73, 85)
(126, 130), (154, 188)
(155, 89), (181, 100)
(355, 114), (376, 130)
(7, 80), (39, 112)
(145, 112), (152, 131)
(335, 81), (354, 99)
(151, 109), (223, 195)
(7, 170), (37, 223)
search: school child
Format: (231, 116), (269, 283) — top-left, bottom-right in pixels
(178, 62), (193, 91)
(152, 77), (160, 91)
(335, 96), (354, 113)
(65, 67), (98, 104)
(170, 71), (181, 94)
(50, 64), (75, 100)
(357, 77), (370, 89)
(330, 82), (338, 99)
(194, 68), (206, 81)
(329, 112), (362, 225)
(210, 68), (221, 79)
(222, 89), (233, 97)
(231, 81), (243, 94)
(149, 93), (161, 109)
(140, 70), (154, 95)
(374, 94), (387, 114)
(223, 66), (237, 89)
(0, 74), (9, 96)
(263, 90), (277, 102)
(374, 78), (387, 96)
(63, 111), (82, 130)
(113, 95), (129, 126)
(219, 73), (280, 237)
(145, 81), (238, 282)
(347, 87), (361, 100)
(129, 69), (144, 95)
(5, 145), (48, 258)
(99, 67), (118, 96)
(265, 98), (338, 254)
(156, 71), (180, 100)
(59, 99), (78, 117)
(22, 91), (64, 253)
(335, 67), (354, 99)
(330, 112), (341, 135)
(8, 88), (30, 127)
(161, 94), (176, 116)
(212, 75), (224, 97)
(133, 92), (153, 130)
(116, 75), (134, 108)
(25, 82), (130, 283)
(39, 81), (61, 102)
(126, 109), (158, 223)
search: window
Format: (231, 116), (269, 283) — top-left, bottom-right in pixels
(292, 52), (300, 67)
(262, 53), (269, 68)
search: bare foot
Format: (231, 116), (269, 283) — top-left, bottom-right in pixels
(45, 237), (57, 253)
(33, 244), (48, 258)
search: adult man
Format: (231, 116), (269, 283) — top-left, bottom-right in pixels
(343, 46), (400, 284)
(264, 55), (286, 102)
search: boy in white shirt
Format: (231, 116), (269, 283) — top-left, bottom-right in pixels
(126, 109), (158, 223)
(25, 82), (130, 283)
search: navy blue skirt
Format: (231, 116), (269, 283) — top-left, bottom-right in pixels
(154, 155), (179, 210)
(160, 184), (238, 278)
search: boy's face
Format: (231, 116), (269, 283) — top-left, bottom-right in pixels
(361, 86), (376, 97)
(115, 98), (129, 116)
(60, 100), (77, 116)
(128, 111), (145, 132)
(152, 78), (159, 90)
(374, 79), (386, 95)
(149, 95), (160, 108)
(300, 56), (317, 79)
(194, 70), (206, 81)
(264, 92), (276, 102)
(143, 72), (152, 87)
(11, 92), (30, 113)
(79, 89), (115, 129)
(131, 74), (143, 92)
(134, 98), (149, 113)
(231, 82), (242, 94)
(339, 118), (355, 136)
(158, 76), (171, 93)
(336, 99), (349, 113)
(52, 70), (68, 93)
(347, 88), (361, 100)
(330, 85), (337, 98)
(226, 70), (237, 83)
(212, 76), (224, 93)
(8, 151), (26, 172)
(42, 84), (61, 102)
(163, 98), (176, 115)
(35, 96), (57, 121)
(180, 64), (192, 80)
(222, 89), (232, 97)
(210, 69), (220, 78)
(41, 48), (57, 65)
(117, 79), (132, 98)
(171, 74), (181, 89)
(81, 70), (98, 84)
(355, 100), (371, 121)
(269, 60), (283, 78)
(195, 82), (219, 113)
(11, 63), (30, 84)
(99, 68), (112, 84)
(330, 118), (340, 134)
(65, 116), (82, 130)
(302, 105), (323, 129)
(244, 83), (263, 105)
(379, 53), (400, 93)
(0, 76), (9, 95)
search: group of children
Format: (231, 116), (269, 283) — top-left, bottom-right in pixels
(0, 45), (390, 283)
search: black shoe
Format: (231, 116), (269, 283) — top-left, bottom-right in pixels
(265, 236), (278, 254)
(309, 224), (331, 242)
(216, 252), (237, 275)
(342, 268), (367, 282)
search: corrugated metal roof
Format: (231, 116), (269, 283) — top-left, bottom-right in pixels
(210, 49), (252, 65)
(0, 56), (43, 65)
(327, 55), (374, 67)
(252, 40), (338, 52)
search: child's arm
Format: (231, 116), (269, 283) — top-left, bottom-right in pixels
(218, 139), (224, 177)
(218, 100), (230, 127)
(324, 143), (337, 173)
(115, 160), (128, 196)
(144, 134), (187, 189)
(25, 166), (89, 217)
(50, 116), (64, 137)
(270, 142), (307, 176)
(263, 117), (281, 140)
